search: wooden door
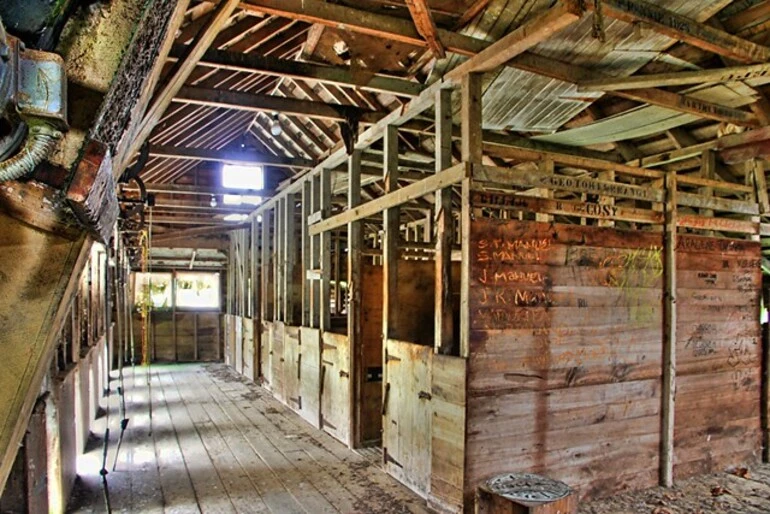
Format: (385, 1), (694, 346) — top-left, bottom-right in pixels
(320, 332), (351, 444)
(383, 339), (432, 497)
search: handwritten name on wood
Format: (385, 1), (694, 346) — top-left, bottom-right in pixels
(476, 237), (550, 263)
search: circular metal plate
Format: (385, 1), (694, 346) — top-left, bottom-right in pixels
(485, 473), (571, 503)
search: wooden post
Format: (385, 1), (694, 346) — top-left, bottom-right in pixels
(320, 168), (332, 332)
(460, 73), (482, 359)
(535, 159), (555, 223)
(762, 276), (770, 463)
(348, 149), (362, 448)
(382, 124), (399, 422)
(311, 175), (321, 328)
(745, 163), (761, 242)
(334, 233), (343, 315)
(699, 150), (716, 236)
(273, 202), (282, 322)
(661, 172), (677, 487)
(435, 88), (455, 355)
(302, 180), (311, 326)
(260, 209), (271, 322)
(284, 193), (297, 324)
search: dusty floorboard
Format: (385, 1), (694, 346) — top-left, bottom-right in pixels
(67, 363), (429, 514)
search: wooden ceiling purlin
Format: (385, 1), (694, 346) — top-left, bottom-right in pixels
(405, 0), (446, 58)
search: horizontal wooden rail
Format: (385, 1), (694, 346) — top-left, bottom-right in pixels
(472, 164), (665, 203)
(677, 192), (759, 215)
(309, 162), (468, 235)
(675, 175), (753, 193)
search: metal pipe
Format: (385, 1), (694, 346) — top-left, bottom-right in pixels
(0, 122), (62, 182)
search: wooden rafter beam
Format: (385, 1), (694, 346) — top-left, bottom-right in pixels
(168, 44), (424, 97)
(580, 62), (770, 91)
(148, 144), (316, 169)
(446, 0), (581, 78)
(152, 223), (251, 243)
(174, 86), (387, 124)
(124, 183), (276, 197)
(117, 0), (241, 173)
(405, 0), (445, 58)
(589, 0), (770, 63)
(239, 0), (488, 55)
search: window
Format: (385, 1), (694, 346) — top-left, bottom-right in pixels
(222, 164), (263, 206)
(175, 272), (221, 309)
(133, 272), (221, 310)
(134, 272), (173, 309)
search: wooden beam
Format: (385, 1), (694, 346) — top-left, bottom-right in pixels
(120, 0), (241, 172)
(660, 172), (677, 487)
(434, 88), (455, 355)
(445, 0), (580, 79)
(127, 183), (277, 197)
(319, 168), (332, 332)
(260, 210), (271, 321)
(405, 0), (445, 58)
(240, 0), (488, 56)
(301, 180), (311, 326)
(112, 0), (191, 177)
(174, 86), (386, 124)
(152, 223), (250, 243)
(347, 150), (362, 448)
(592, 0), (770, 63)
(382, 125), (399, 343)
(169, 44), (424, 97)
(309, 163), (468, 235)
(148, 144), (315, 169)
(580, 62), (770, 91)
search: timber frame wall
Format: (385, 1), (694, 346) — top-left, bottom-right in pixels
(223, 31), (770, 513)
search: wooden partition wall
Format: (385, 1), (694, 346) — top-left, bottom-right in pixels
(221, 72), (768, 514)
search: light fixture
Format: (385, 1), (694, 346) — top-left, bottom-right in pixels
(270, 113), (282, 136)
(209, 195), (217, 208)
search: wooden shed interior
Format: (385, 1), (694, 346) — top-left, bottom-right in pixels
(3, 0), (770, 512)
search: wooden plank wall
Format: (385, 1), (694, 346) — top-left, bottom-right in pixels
(134, 312), (222, 363)
(321, 331), (351, 444)
(283, 326), (302, 410)
(270, 322), (285, 398)
(361, 263), (385, 444)
(383, 340), (432, 497)
(674, 235), (762, 477)
(243, 318), (256, 381)
(429, 355), (467, 513)
(260, 322), (271, 384)
(298, 327), (322, 427)
(466, 218), (665, 503)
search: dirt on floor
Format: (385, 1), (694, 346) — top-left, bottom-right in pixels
(580, 465), (770, 514)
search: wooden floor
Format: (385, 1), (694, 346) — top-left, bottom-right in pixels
(67, 363), (430, 514)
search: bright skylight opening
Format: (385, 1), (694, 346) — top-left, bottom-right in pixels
(223, 213), (248, 222)
(222, 164), (264, 206)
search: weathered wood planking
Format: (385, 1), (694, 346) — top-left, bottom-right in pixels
(196, 313), (221, 361)
(320, 331), (351, 445)
(234, 316), (244, 375)
(299, 327), (322, 427)
(466, 218), (663, 502)
(429, 354), (467, 514)
(283, 326), (302, 411)
(242, 318), (255, 381)
(260, 322), (271, 384)
(153, 312), (176, 362)
(176, 313), (196, 362)
(269, 322), (285, 399)
(674, 234), (762, 478)
(383, 340), (432, 498)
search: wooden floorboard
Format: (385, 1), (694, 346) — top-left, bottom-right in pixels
(68, 363), (429, 514)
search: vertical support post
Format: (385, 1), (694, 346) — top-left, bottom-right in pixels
(260, 209), (271, 322)
(382, 125), (399, 427)
(302, 180), (312, 326)
(753, 160), (770, 215)
(460, 73), (482, 359)
(746, 162), (761, 242)
(311, 175), (321, 328)
(699, 150), (716, 236)
(348, 149), (362, 448)
(320, 169), (332, 332)
(661, 172), (677, 487)
(535, 159), (555, 223)
(273, 203), (282, 322)
(435, 87), (455, 355)
(762, 276), (770, 462)
(284, 193), (297, 324)
(334, 233), (343, 315)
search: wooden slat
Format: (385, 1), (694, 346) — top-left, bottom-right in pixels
(473, 164), (665, 203)
(677, 192), (759, 215)
(309, 163), (468, 236)
(580, 62), (770, 91)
